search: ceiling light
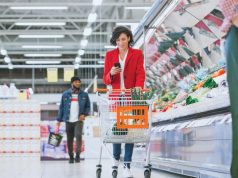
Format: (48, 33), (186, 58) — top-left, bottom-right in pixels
(83, 27), (92, 36)
(80, 39), (88, 48)
(88, 13), (98, 23)
(0, 49), (7, 55)
(4, 56), (11, 63)
(78, 49), (85, 56)
(104, 45), (116, 49)
(19, 35), (65, 38)
(74, 63), (80, 69)
(10, 6), (68, 10)
(75, 57), (81, 63)
(22, 45), (63, 49)
(15, 22), (66, 26)
(24, 54), (62, 57)
(98, 60), (105, 64)
(26, 61), (61, 64)
(116, 23), (139, 32)
(8, 63), (13, 70)
(92, 0), (103, 6)
(125, 7), (150, 10)
(116, 22), (139, 26)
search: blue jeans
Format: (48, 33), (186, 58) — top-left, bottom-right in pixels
(113, 143), (134, 168)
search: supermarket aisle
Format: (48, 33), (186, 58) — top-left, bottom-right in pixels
(0, 158), (189, 178)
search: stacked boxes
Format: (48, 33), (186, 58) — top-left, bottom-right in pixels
(0, 100), (40, 158)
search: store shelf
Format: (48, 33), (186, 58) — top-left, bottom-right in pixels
(0, 111), (40, 113)
(0, 100), (41, 158)
(0, 124), (40, 127)
(152, 93), (230, 125)
(0, 138), (40, 140)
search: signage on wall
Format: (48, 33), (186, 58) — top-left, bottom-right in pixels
(47, 68), (58, 82)
(64, 68), (74, 82)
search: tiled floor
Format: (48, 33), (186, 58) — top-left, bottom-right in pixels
(0, 157), (189, 178)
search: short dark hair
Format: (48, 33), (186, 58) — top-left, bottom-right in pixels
(71, 76), (81, 83)
(110, 26), (134, 46)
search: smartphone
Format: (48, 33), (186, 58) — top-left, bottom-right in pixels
(114, 62), (121, 68)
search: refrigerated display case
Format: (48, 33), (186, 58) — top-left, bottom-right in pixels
(132, 0), (231, 177)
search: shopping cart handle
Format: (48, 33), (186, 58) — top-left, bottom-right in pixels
(96, 88), (150, 93)
(96, 88), (109, 93)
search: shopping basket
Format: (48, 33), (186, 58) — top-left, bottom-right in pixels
(48, 132), (63, 147)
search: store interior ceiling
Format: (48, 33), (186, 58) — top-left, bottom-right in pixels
(0, 0), (155, 93)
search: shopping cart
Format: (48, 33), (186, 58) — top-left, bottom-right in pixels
(96, 88), (154, 178)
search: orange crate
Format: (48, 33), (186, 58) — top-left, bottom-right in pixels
(116, 106), (148, 129)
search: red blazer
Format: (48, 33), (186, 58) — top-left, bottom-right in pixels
(103, 47), (145, 89)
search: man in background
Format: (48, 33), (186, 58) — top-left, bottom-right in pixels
(56, 76), (90, 163)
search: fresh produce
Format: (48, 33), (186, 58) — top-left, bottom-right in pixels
(211, 69), (225, 78)
(203, 77), (218, 89)
(186, 96), (199, 105)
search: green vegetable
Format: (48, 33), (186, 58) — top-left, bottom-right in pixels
(130, 88), (155, 101)
(186, 96), (199, 105)
(203, 77), (218, 89)
(112, 123), (128, 135)
(166, 31), (185, 41)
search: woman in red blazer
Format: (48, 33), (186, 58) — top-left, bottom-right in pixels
(103, 26), (145, 178)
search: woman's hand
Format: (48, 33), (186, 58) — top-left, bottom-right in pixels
(110, 66), (121, 76)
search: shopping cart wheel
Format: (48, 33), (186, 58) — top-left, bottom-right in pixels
(144, 169), (151, 178)
(112, 170), (118, 178)
(96, 168), (101, 178)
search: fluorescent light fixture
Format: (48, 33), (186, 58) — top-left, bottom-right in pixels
(83, 27), (92, 36)
(78, 49), (85, 56)
(24, 53), (62, 57)
(74, 63), (80, 69)
(19, 35), (65, 38)
(4, 56), (11, 63)
(22, 45), (63, 49)
(26, 61), (61, 64)
(8, 63), (13, 70)
(75, 57), (81, 63)
(10, 6), (68, 10)
(125, 6), (150, 10)
(98, 60), (105, 64)
(15, 22), (66, 26)
(92, 0), (103, 6)
(104, 45), (116, 49)
(116, 22), (139, 32)
(88, 13), (97, 23)
(80, 39), (88, 48)
(116, 22), (139, 26)
(0, 49), (7, 55)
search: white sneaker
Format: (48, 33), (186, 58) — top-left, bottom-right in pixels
(112, 159), (119, 167)
(123, 167), (133, 178)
